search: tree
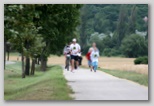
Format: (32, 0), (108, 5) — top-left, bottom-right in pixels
(128, 5), (137, 34)
(120, 34), (147, 57)
(35, 4), (82, 71)
(115, 5), (128, 47)
(5, 4), (43, 77)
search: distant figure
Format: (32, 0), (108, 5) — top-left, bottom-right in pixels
(90, 43), (99, 72)
(86, 48), (93, 71)
(63, 42), (71, 70)
(70, 38), (81, 72)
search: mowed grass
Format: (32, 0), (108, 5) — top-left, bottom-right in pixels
(99, 68), (148, 86)
(4, 62), (73, 100)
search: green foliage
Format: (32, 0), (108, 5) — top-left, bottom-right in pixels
(103, 48), (111, 57)
(134, 56), (148, 65)
(110, 48), (121, 56)
(79, 4), (148, 57)
(120, 34), (148, 57)
(5, 4), (82, 72)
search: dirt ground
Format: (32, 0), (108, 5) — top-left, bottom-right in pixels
(9, 55), (148, 75)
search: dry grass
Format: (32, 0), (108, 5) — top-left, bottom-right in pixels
(9, 55), (148, 75)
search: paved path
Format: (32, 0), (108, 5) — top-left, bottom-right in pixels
(6, 61), (16, 65)
(63, 67), (148, 100)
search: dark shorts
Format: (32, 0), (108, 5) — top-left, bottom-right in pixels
(71, 55), (78, 61)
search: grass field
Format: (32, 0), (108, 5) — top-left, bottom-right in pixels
(4, 62), (73, 100)
(99, 68), (148, 86)
(8, 53), (148, 75)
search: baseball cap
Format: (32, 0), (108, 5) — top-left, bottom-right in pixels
(72, 38), (76, 42)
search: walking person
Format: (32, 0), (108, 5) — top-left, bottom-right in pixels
(70, 38), (81, 72)
(90, 43), (99, 72)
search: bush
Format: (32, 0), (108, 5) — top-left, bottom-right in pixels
(110, 48), (121, 56)
(103, 48), (111, 57)
(120, 34), (148, 58)
(134, 56), (148, 65)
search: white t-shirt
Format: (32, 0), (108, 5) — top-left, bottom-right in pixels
(70, 43), (81, 56)
(90, 50), (99, 62)
(63, 45), (71, 54)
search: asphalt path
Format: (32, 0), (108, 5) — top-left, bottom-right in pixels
(63, 67), (148, 100)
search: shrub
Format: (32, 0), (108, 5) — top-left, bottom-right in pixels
(120, 34), (148, 58)
(110, 48), (121, 56)
(103, 48), (111, 57)
(134, 56), (148, 65)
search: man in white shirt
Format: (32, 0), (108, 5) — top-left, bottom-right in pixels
(70, 38), (81, 72)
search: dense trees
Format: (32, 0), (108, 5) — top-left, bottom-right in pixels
(4, 4), (82, 78)
(120, 34), (148, 57)
(79, 4), (148, 57)
(4, 4), (148, 78)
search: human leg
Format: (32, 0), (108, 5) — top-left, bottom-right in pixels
(66, 56), (70, 71)
(74, 56), (79, 69)
(71, 55), (75, 72)
(93, 62), (98, 72)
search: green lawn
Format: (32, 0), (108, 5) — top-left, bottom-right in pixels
(4, 62), (73, 100)
(99, 68), (148, 86)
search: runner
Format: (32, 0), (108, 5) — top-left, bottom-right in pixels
(70, 38), (81, 72)
(90, 43), (99, 72)
(86, 48), (93, 71)
(63, 42), (71, 70)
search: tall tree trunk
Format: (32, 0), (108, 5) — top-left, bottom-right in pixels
(31, 59), (35, 75)
(7, 48), (9, 61)
(35, 58), (37, 64)
(25, 40), (30, 75)
(25, 57), (30, 75)
(41, 56), (47, 71)
(4, 37), (6, 70)
(38, 57), (40, 65)
(22, 53), (25, 78)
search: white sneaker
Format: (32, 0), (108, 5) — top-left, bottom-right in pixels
(71, 71), (75, 73)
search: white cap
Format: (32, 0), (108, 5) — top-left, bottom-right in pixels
(72, 38), (76, 42)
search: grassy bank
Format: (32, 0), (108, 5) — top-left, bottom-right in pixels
(99, 68), (148, 86)
(4, 62), (73, 100)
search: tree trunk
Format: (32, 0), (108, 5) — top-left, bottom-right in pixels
(41, 56), (47, 71)
(22, 53), (25, 78)
(38, 57), (40, 65)
(4, 37), (6, 70)
(7, 48), (9, 61)
(31, 59), (35, 75)
(35, 58), (37, 64)
(25, 57), (30, 75)
(25, 40), (30, 75)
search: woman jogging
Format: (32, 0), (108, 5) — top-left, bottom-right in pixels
(90, 43), (99, 72)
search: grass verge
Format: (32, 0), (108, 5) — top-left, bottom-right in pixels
(98, 68), (148, 86)
(4, 62), (73, 100)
